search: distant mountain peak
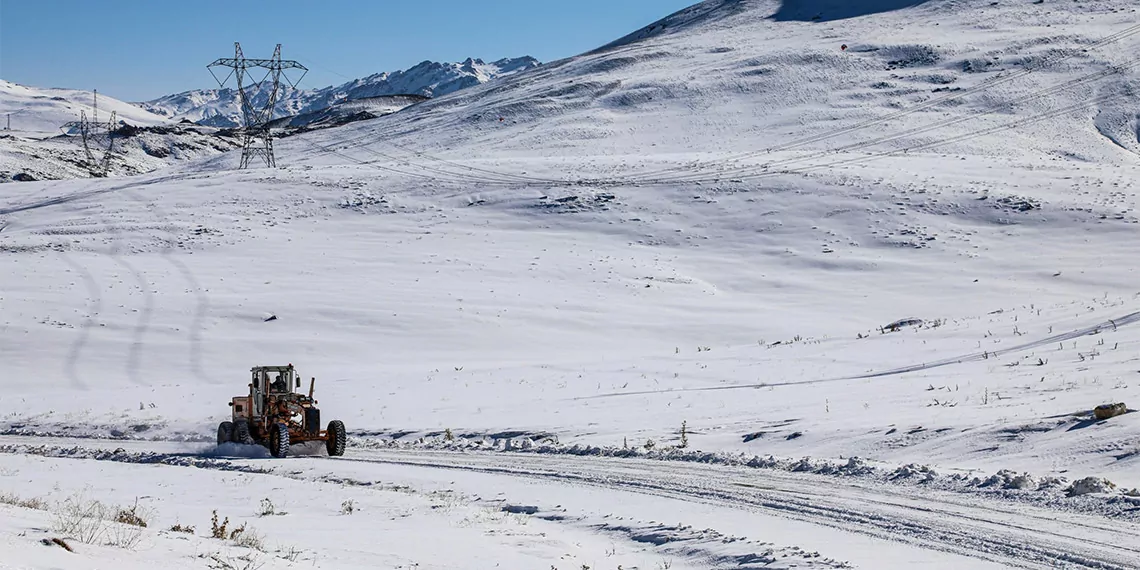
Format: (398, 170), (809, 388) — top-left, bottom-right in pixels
(139, 56), (540, 128)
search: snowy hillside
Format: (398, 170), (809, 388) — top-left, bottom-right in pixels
(0, 124), (239, 182)
(139, 57), (540, 128)
(264, 95), (428, 132)
(3, 1), (1140, 568)
(0, 80), (170, 134)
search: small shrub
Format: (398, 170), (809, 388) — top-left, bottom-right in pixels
(644, 439), (656, 450)
(211, 510), (230, 539)
(340, 499), (355, 515)
(204, 552), (265, 570)
(106, 519), (144, 549)
(277, 546), (302, 562)
(256, 497), (285, 517)
(168, 523), (195, 534)
(53, 493), (110, 545)
(679, 421), (689, 449)
(0, 492), (48, 510)
(51, 492), (149, 550)
(114, 498), (150, 527)
(230, 523), (265, 551)
(444, 428), (454, 441)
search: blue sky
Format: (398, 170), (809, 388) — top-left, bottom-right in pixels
(0, 0), (697, 102)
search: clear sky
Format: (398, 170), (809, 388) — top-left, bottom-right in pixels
(0, 0), (697, 102)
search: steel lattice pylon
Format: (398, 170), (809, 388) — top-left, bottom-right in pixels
(208, 43), (307, 169)
(60, 89), (118, 177)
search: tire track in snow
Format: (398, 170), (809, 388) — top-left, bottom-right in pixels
(90, 199), (154, 386)
(7, 439), (1137, 569)
(0, 172), (203, 216)
(58, 251), (101, 390)
(121, 188), (211, 380)
(332, 449), (1140, 570)
(585, 310), (1140, 399)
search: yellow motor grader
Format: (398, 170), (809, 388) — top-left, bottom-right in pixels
(217, 364), (346, 458)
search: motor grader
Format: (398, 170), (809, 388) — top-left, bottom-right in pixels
(217, 364), (346, 458)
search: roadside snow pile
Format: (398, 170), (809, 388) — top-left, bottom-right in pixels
(350, 435), (1140, 518)
(0, 421), (212, 443)
(1066, 477), (1118, 498)
(982, 469), (1040, 491)
(0, 444), (269, 474)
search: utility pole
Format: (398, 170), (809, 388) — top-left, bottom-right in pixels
(59, 89), (117, 177)
(208, 43), (307, 169)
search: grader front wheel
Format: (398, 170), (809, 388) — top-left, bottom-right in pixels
(269, 423), (290, 458)
(326, 420), (346, 456)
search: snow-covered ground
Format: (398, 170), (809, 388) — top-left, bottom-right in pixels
(3, 0), (1140, 568)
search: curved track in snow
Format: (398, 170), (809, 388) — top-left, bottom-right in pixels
(586, 310), (1140, 398)
(335, 449), (1140, 570)
(0, 437), (1137, 569)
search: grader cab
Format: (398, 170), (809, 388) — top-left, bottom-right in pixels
(217, 364), (346, 458)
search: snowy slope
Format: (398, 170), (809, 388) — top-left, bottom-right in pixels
(139, 57), (540, 128)
(0, 80), (170, 135)
(2, 3), (1140, 567)
(264, 95), (428, 131)
(326, 0), (1139, 164)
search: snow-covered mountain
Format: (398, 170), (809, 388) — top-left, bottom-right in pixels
(0, 79), (170, 134)
(138, 56), (540, 128)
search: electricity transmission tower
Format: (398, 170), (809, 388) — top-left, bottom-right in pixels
(60, 89), (118, 177)
(208, 43), (307, 169)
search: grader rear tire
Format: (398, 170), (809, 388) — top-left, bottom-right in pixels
(325, 420), (346, 457)
(234, 419), (253, 445)
(269, 423), (290, 458)
(217, 421), (234, 445)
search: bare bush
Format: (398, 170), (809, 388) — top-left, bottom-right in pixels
(53, 493), (111, 544)
(106, 519), (144, 549)
(256, 498), (280, 517)
(0, 492), (49, 510)
(211, 510), (230, 539)
(52, 492), (147, 550)
(340, 499), (355, 515)
(230, 522), (265, 552)
(204, 552), (265, 570)
(114, 498), (152, 527)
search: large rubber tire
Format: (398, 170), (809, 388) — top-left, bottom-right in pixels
(217, 421), (234, 445)
(269, 423), (290, 458)
(234, 419), (253, 445)
(325, 420), (346, 457)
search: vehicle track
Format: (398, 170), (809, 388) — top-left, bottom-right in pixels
(336, 449), (1140, 570)
(586, 309), (1140, 398)
(1, 437), (1137, 568)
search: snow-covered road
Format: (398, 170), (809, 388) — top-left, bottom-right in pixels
(2, 435), (1137, 569)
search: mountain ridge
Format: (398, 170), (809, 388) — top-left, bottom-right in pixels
(138, 56), (540, 128)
